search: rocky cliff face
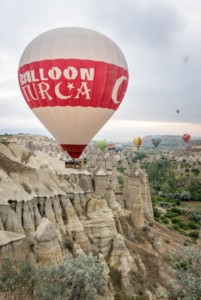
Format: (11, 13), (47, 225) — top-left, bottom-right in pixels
(0, 135), (194, 299)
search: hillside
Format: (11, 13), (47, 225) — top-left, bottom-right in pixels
(0, 134), (199, 299)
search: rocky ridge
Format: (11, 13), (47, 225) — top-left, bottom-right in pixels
(0, 134), (195, 299)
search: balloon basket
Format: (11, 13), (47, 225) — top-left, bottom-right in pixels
(65, 160), (82, 169)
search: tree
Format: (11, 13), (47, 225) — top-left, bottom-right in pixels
(0, 254), (107, 300)
(36, 254), (107, 300)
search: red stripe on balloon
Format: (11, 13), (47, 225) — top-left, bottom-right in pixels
(18, 59), (128, 111)
(60, 144), (87, 159)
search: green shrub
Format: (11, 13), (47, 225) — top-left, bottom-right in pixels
(64, 238), (74, 252)
(161, 217), (169, 224)
(170, 207), (181, 215)
(187, 222), (199, 230)
(188, 231), (199, 239)
(171, 218), (180, 224)
(153, 207), (160, 218)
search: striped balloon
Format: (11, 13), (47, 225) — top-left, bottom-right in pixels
(18, 27), (129, 158)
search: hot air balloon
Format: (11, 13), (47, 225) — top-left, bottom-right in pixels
(182, 133), (191, 144)
(115, 143), (123, 152)
(133, 137), (143, 149)
(176, 109), (180, 114)
(183, 55), (189, 63)
(151, 135), (161, 148)
(18, 27), (129, 159)
(96, 139), (107, 152)
(107, 143), (116, 151)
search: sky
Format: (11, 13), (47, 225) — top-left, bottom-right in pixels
(0, 0), (201, 142)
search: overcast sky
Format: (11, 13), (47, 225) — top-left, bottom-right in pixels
(0, 0), (201, 142)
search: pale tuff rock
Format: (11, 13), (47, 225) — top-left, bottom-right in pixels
(141, 172), (154, 220)
(99, 253), (110, 280)
(34, 218), (62, 265)
(98, 253), (115, 300)
(60, 195), (84, 232)
(35, 217), (58, 241)
(109, 234), (137, 291)
(23, 202), (35, 239)
(123, 164), (154, 221)
(104, 182), (119, 210)
(32, 199), (42, 229)
(123, 165), (143, 210)
(197, 229), (201, 249)
(16, 201), (24, 231)
(60, 195), (92, 253)
(82, 195), (117, 256)
(145, 285), (168, 300)
(87, 155), (97, 173)
(38, 197), (46, 217)
(0, 217), (4, 230)
(132, 193), (145, 229)
(73, 193), (83, 216)
(0, 230), (26, 246)
(121, 156), (129, 169)
(110, 166), (119, 193)
(153, 237), (169, 256)
(0, 230), (30, 261)
(0, 204), (24, 234)
(94, 163), (109, 197)
(105, 154), (113, 171)
(52, 195), (66, 235)
(77, 174), (91, 192)
(109, 234), (137, 273)
(134, 254), (147, 276)
(0, 168), (33, 205)
(45, 197), (56, 223)
(86, 195), (111, 218)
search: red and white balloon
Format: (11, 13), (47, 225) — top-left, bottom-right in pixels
(18, 27), (129, 158)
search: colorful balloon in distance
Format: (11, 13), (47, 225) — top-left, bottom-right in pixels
(133, 137), (143, 149)
(96, 139), (107, 152)
(107, 143), (116, 151)
(115, 143), (123, 152)
(151, 135), (161, 148)
(182, 133), (191, 144)
(18, 27), (129, 159)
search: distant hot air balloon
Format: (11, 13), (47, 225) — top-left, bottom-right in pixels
(18, 27), (129, 159)
(176, 109), (180, 114)
(151, 135), (161, 148)
(183, 55), (189, 63)
(133, 137), (143, 149)
(107, 143), (116, 151)
(97, 139), (107, 152)
(182, 133), (191, 144)
(115, 143), (123, 152)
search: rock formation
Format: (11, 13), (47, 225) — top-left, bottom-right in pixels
(0, 135), (198, 299)
(34, 218), (62, 265)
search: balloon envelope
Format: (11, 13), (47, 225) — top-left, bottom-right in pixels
(96, 139), (107, 152)
(107, 143), (116, 151)
(151, 135), (161, 147)
(115, 143), (123, 152)
(18, 27), (129, 158)
(133, 137), (143, 149)
(182, 133), (191, 143)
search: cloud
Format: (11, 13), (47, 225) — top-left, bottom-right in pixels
(0, 0), (200, 140)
